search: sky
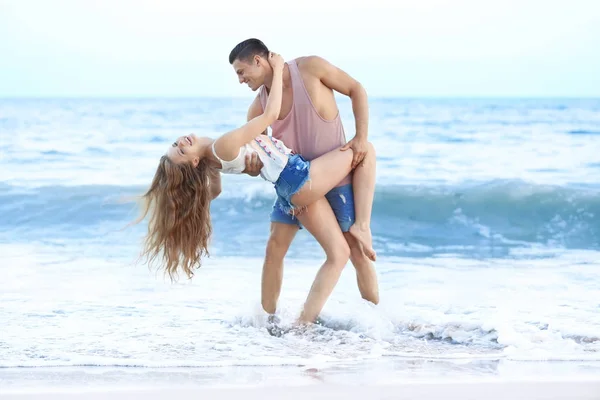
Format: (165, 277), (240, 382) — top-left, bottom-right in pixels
(0, 0), (599, 98)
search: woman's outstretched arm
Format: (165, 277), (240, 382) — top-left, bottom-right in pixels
(214, 52), (285, 161)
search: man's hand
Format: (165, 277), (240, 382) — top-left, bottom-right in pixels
(303, 56), (369, 168)
(242, 152), (263, 176)
(341, 136), (368, 168)
(290, 205), (308, 216)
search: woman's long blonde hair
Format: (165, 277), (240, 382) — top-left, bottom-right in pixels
(134, 155), (212, 281)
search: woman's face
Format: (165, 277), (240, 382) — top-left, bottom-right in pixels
(167, 134), (203, 167)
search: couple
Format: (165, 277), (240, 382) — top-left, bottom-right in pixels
(136, 39), (379, 327)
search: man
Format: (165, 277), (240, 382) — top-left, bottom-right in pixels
(229, 38), (379, 327)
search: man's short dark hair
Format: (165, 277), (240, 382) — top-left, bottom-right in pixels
(229, 38), (269, 64)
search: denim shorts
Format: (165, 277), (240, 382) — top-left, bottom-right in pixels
(271, 161), (356, 232)
(273, 154), (311, 216)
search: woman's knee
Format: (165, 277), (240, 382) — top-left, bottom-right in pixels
(366, 141), (376, 158)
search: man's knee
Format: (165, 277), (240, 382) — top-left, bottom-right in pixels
(265, 223), (298, 260)
(349, 245), (366, 263)
(325, 241), (351, 267)
(265, 236), (288, 261)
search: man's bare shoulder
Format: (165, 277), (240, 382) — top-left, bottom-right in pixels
(295, 55), (329, 74)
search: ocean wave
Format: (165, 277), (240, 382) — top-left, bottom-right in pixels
(0, 358), (311, 369)
(568, 130), (600, 135)
(1, 180), (599, 252)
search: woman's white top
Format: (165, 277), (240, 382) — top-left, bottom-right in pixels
(212, 135), (293, 183)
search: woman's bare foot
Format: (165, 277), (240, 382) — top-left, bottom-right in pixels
(349, 223), (376, 261)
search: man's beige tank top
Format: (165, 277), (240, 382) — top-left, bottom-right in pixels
(259, 59), (351, 186)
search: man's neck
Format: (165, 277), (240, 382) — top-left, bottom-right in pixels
(264, 63), (291, 92)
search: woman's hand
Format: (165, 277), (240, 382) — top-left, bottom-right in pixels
(268, 52), (285, 73)
(215, 52), (285, 155)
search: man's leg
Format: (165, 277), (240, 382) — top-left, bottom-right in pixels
(325, 184), (379, 304)
(296, 198), (351, 323)
(344, 233), (379, 304)
(262, 199), (300, 315)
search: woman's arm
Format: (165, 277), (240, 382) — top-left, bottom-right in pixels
(213, 52), (285, 161)
(241, 95), (266, 177)
(207, 167), (222, 199)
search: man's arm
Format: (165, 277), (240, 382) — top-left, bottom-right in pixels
(304, 56), (369, 168)
(207, 167), (222, 200)
(242, 94), (265, 176)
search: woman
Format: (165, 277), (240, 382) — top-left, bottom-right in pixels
(135, 52), (376, 289)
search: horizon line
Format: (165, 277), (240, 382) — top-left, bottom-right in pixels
(1, 95), (599, 100)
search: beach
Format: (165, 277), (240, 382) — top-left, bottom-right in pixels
(3, 380), (600, 400)
(2, 97), (600, 397)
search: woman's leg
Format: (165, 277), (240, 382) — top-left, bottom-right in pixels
(291, 142), (377, 260)
(295, 198), (350, 324)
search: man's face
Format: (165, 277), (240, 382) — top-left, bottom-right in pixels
(232, 56), (265, 91)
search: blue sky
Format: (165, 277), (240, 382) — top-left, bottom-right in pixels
(0, 0), (598, 98)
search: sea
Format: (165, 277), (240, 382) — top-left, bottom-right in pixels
(1, 97), (600, 391)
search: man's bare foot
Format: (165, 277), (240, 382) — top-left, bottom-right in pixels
(266, 314), (283, 337)
(295, 311), (312, 327)
(349, 223), (376, 261)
